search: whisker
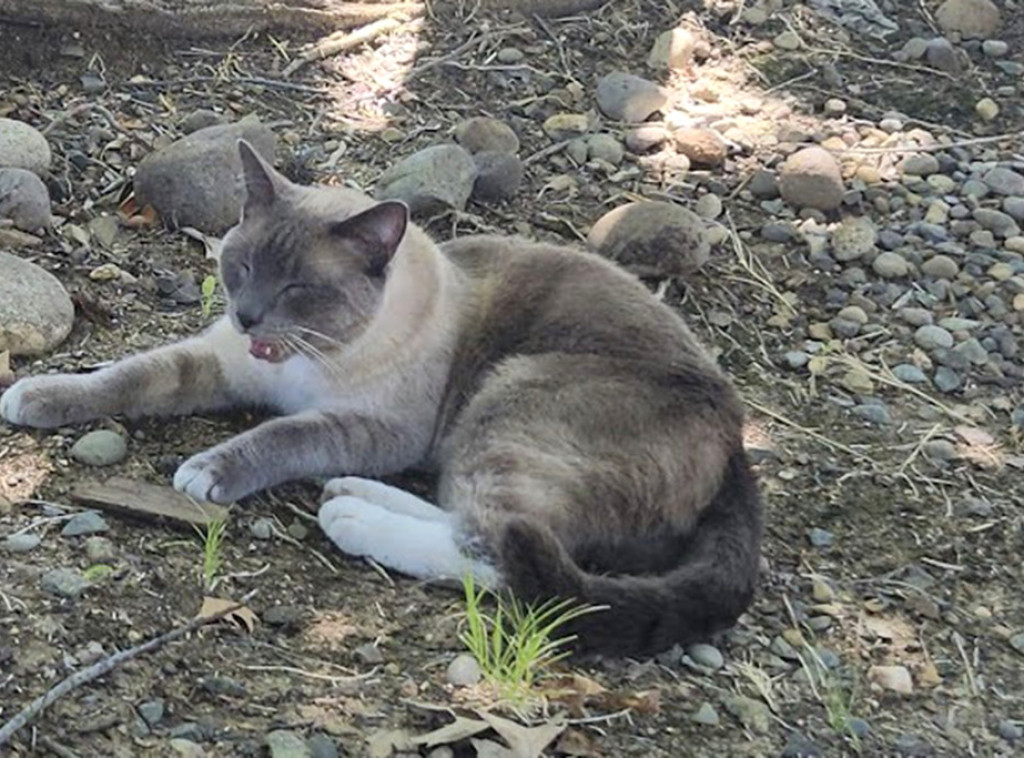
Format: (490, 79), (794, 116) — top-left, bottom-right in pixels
(294, 325), (346, 347)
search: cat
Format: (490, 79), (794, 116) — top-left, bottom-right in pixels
(1, 140), (762, 656)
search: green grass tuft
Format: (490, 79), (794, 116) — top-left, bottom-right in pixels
(193, 518), (227, 591)
(200, 274), (218, 319)
(459, 573), (603, 704)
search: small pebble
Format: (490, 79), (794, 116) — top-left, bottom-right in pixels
(692, 702), (720, 725)
(446, 653), (482, 686)
(914, 325), (954, 351)
(686, 643), (724, 670)
(62, 511), (109, 537)
(873, 251), (909, 278)
(251, 518), (274, 540)
(41, 568), (90, 598)
(70, 430), (128, 466)
(808, 528), (834, 548)
(975, 98), (999, 121)
(982, 40), (1009, 58)
(3, 532), (41, 552)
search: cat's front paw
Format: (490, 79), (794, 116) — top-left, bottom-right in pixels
(173, 448), (255, 504)
(1, 375), (87, 428)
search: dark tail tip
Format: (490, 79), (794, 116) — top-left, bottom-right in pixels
(500, 517), (583, 604)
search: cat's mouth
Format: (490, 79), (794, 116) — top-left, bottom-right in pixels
(249, 338), (290, 363)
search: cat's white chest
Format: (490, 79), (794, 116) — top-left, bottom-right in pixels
(264, 356), (338, 413)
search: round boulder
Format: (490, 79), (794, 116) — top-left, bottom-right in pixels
(0, 118), (52, 175)
(0, 168), (51, 231)
(935, 0), (1001, 39)
(779, 147), (844, 211)
(587, 201), (710, 277)
(674, 128), (727, 167)
(454, 117), (519, 155)
(133, 115), (277, 233)
(471, 151), (524, 202)
(0, 252), (74, 356)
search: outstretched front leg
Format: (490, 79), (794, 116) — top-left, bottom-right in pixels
(173, 412), (428, 504)
(1, 319), (242, 429)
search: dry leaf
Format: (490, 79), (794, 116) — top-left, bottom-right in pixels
(197, 596), (258, 633)
(544, 674), (606, 715)
(117, 193), (139, 219)
(609, 688), (661, 715)
(473, 738), (514, 758)
(411, 716), (490, 748)
(478, 711), (565, 758)
(123, 204), (160, 229)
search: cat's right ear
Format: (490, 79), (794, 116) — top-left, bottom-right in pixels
(238, 140), (278, 212)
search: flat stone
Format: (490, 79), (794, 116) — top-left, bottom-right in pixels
(61, 510), (110, 536)
(983, 167), (1024, 196)
(134, 115), (277, 233)
(70, 430), (128, 467)
(3, 532), (41, 552)
(41, 568), (90, 598)
(1002, 197), (1024, 221)
(169, 739), (205, 758)
(973, 208), (1018, 236)
(852, 403), (891, 425)
(779, 147), (844, 211)
(925, 38), (961, 74)
(982, 39), (1009, 57)
(588, 201), (709, 276)
(307, 735), (339, 758)
(934, 366), (962, 393)
(782, 733), (822, 757)
(138, 700), (165, 728)
(748, 169), (779, 199)
(0, 118), (51, 175)
(179, 109), (229, 134)
(0, 251), (75, 357)
(376, 144), (477, 215)
(595, 72), (668, 123)
(0, 168), (50, 231)
(454, 117), (519, 155)
(998, 720), (1023, 742)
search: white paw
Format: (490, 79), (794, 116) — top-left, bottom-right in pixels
(1, 376), (78, 428)
(173, 449), (246, 503)
(318, 495), (384, 557)
(322, 476), (449, 522)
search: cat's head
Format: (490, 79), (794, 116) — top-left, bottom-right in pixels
(218, 140), (409, 363)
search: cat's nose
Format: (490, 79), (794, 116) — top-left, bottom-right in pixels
(236, 310), (259, 330)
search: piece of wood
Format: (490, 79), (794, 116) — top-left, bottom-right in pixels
(281, 13), (423, 77)
(70, 477), (230, 529)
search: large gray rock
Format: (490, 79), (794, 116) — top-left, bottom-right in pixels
(375, 144), (477, 214)
(0, 252), (74, 356)
(935, 0), (1001, 39)
(595, 72), (668, 123)
(587, 201), (709, 277)
(471, 151), (523, 203)
(982, 167), (1024, 196)
(133, 115), (276, 233)
(779, 147), (844, 211)
(0, 168), (51, 231)
(0, 118), (51, 175)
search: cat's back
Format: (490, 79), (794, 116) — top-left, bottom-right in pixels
(441, 235), (713, 370)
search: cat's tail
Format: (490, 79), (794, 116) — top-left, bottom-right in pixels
(499, 451), (762, 657)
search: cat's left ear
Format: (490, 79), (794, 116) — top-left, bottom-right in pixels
(329, 201), (409, 276)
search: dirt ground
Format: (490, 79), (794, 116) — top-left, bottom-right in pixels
(1, 1), (1023, 756)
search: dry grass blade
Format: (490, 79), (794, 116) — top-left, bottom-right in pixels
(724, 213), (796, 315)
(744, 398), (876, 464)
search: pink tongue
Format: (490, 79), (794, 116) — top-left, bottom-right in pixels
(249, 339), (281, 362)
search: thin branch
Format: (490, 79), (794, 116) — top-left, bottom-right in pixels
(0, 591), (257, 747)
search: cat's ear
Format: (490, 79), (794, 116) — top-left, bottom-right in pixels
(237, 139), (279, 212)
(329, 201), (409, 276)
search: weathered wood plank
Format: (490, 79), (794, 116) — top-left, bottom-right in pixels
(71, 477), (230, 529)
